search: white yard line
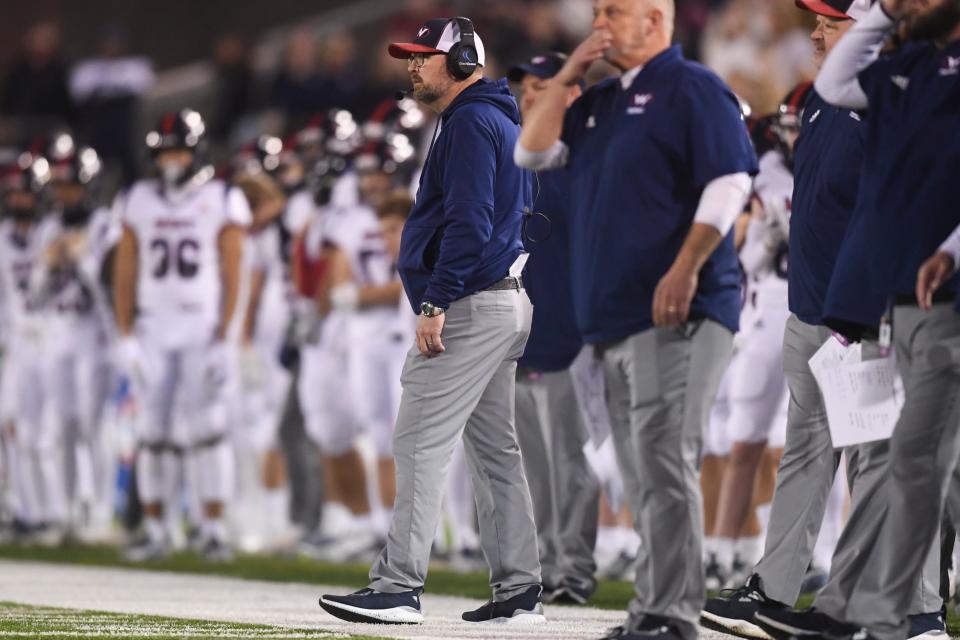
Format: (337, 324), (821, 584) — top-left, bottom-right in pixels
(0, 560), (726, 640)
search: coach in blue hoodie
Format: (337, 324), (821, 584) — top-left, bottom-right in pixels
(319, 18), (544, 626)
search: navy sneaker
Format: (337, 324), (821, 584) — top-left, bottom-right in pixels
(319, 587), (423, 624)
(798, 565), (828, 596)
(599, 615), (685, 639)
(700, 574), (784, 639)
(461, 585), (545, 623)
(753, 608), (859, 640)
(908, 610), (947, 640)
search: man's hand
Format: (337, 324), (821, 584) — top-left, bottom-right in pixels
(653, 264), (699, 326)
(556, 28), (613, 86)
(416, 313), (446, 357)
(880, 0), (909, 18)
(916, 251), (956, 311)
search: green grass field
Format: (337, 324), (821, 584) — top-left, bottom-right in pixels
(0, 543), (640, 609)
(0, 600), (373, 639)
(0, 543), (956, 635)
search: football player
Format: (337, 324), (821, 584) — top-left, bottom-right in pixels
(34, 133), (119, 539)
(112, 109), (250, 561)
(0, 149), (62, 541)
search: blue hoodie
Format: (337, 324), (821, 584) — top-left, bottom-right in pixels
(398, 78), (532, 312)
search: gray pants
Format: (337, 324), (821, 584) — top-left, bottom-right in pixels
(515, 364), (599, 593)
(755, 315), (940, 613)
(602, 320), (733, 638)
(815, 304), (960, 640)
(368, 288), (541, 600)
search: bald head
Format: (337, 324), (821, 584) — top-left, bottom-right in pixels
(592, 0), (674, 70)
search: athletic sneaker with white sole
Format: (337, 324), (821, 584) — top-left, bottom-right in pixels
(700, 574), (783, 639)
(461, 585), (546, 624)
(907, 610), (948, 640)
(319, 587), (423, 624)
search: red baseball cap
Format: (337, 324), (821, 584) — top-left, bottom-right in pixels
(795, 0), (872, 19)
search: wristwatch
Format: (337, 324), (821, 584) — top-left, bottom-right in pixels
(420, 301), (446, 317)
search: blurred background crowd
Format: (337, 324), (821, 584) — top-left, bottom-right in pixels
(0, 0), (814, 197)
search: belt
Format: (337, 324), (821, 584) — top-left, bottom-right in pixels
(894, 290), (956, 306)
(484, 276), (524, 292)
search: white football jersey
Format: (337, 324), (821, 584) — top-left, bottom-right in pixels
(120, 175), (251, 347)
(0, 218), (56, 337)
(324, 204), (393, 288)
(741, 150), (792, 305)
(248, 222), (287, 284)
(38, 207), (120, 352)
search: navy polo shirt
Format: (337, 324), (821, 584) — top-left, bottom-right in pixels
(519, 169), (583, 372)
(559, 45), (757, 343)
(852, 41), (960, 301)
(789, 90), (866, 326)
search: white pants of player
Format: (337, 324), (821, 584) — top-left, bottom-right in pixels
(347, 312), (406, 458)
(704, 359), (735, 459)
(236, 303), (292, 452)
(45, 341), (112, 517)
(727, 286), (791, 445)
(4, 336), (68, 526)
(299, 313), (362, 455)
(134, 341), (233, 508)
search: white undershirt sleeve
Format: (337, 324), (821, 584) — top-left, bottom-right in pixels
(513, 140), (569, 171)
(814, 2), (896, 110)
(938, 224), (960, 266)
(693, 172), (753, 236)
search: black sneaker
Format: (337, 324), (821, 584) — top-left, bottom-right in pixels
(907, 610), (947, 640)
(201, 537), (233, 562)
(461, 585), (545, 623)
(319, 587), (423, 624)
(599, 615), (685, 639)
(753, 608), (859, 640)
(543, 581), (594, 605)
(701, 574), (784, 639)
(705, 553), (726, 592)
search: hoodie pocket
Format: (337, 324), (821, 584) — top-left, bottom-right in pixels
(398, 223), (440, 272)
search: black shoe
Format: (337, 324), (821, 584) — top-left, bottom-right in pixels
(907, 610), (947, 640)
(701, 574), (784, 639)
(543, 581), (594, 605)
(461, 585), (545, 623)
(705, 553), (726, 592)
(319, 587), (423, 624)
(201, 537), (233, 562)
(754, 608), (859, 640)
(599, 615), (685, 639)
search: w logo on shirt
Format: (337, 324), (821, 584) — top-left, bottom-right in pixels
(940, 56), (960, 76)
(626, 93), (654, 115)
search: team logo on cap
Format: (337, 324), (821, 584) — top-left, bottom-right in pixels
(626, 93), (654, 115)
(532, 56), (546, 64)
(940, 56), (960, 77)
(418, 26), (430, 38)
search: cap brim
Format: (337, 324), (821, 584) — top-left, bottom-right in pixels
(507, 64), (554, 82)
(794, 0), (851, 18)
(388, 43), (444, 59)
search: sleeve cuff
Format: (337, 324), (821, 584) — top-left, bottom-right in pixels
(513, 140), (569, 170)
(938, 230), (960, 266)
(692, 172), (753, 236)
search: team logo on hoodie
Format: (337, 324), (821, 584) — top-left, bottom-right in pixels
(626, 93), (654, 115)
